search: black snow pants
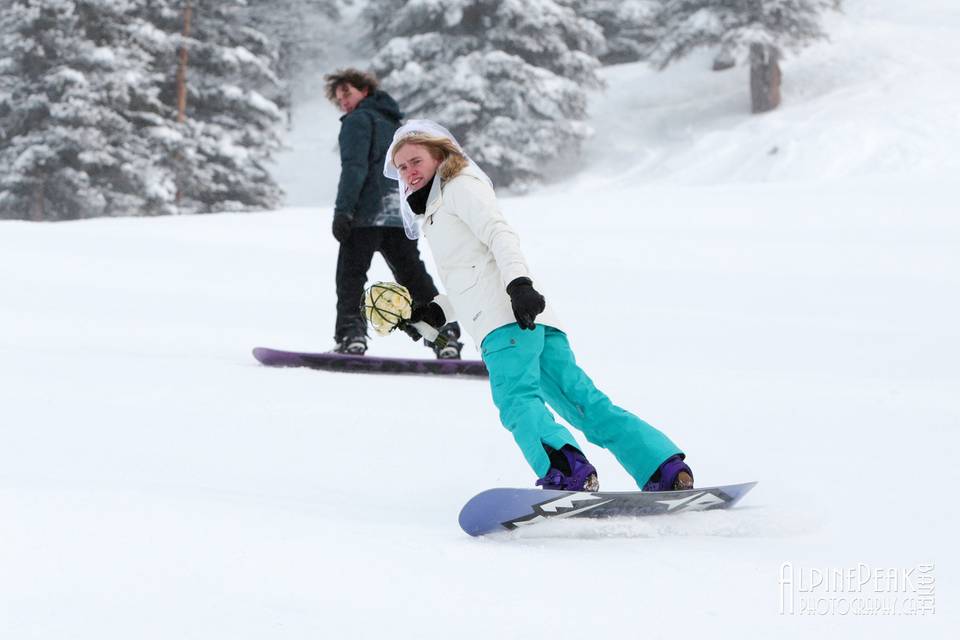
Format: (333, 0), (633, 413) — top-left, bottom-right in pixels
(334, 227), (447, 341)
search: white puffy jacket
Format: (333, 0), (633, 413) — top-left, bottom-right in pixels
(420, 164), (562, 345)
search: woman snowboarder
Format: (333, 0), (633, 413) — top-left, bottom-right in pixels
(383, 120), (693, 492)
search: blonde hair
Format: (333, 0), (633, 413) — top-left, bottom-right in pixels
(391, 134), (469, 182)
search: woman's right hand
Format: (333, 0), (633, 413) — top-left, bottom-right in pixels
(401, 301), (446, 341)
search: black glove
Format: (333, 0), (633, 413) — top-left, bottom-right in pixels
(506, 277), (545, 330)
(332, 212), (352, 243)
(401, 301), (446, 341)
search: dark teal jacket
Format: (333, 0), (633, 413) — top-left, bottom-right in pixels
(333, 91), (403, 228)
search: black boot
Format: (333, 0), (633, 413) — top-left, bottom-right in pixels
(334, 334), (367, 355)
(425, 323), (462, 360)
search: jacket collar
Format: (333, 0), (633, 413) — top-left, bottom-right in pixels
(423, 164), (488, 222)
(339, 91), (403, 123)
(423, 175), (444, 221)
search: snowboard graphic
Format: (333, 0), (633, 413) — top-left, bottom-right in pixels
(458, 482), (757, 536)
(252, 347), (488, 378)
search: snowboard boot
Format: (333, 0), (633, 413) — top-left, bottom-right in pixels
(426, 324), (463, 360)
(334, 334), (367, 356)
(643, 454), (693, 492)
(535, 445), (600, 492)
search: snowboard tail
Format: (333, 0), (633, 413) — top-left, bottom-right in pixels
(252, 347), (488, 378)
(458, 482), (757, 536)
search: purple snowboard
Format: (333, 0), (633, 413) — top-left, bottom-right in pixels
(252, 347), (488, 378)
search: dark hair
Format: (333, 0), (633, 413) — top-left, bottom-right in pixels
(324, 68), (379, 104)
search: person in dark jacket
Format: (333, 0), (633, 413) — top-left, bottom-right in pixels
(324, 69), (461, 357)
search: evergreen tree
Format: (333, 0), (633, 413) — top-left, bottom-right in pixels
(241, 0), (342, 114)
(365, 0), (605, 189)
(652, 0), (840, 113)
(144, 1), (285, 213)
(244, 1), (340, 84)
(566, 0), (660, 65)
(0, 0), (179, 220)
(0, 0), (286, 220)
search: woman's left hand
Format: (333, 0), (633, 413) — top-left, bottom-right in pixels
(506, 278), (545, 330)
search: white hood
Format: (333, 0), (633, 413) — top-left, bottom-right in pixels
(382, 119), (492, 240)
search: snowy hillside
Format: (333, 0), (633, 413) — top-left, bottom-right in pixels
(1, 0), (957, 638)
(576, 0), (960, 188)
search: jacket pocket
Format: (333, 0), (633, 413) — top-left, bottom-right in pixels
(447, 264), (480, 294)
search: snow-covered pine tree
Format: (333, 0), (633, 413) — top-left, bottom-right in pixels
(365, 0), (604, 189)
(0, 0), (179, 220)
(241, 0), (342, 114)
(565, 0), (660, 65)
(653, 0), (840, 113)
(143, 1), (285, 213)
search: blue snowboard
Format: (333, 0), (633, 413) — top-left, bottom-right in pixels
(458, 482), (758, 536)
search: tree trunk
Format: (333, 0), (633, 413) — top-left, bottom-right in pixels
(176, 1), (192, 124)
(30, 179), (44, 221)
(175, 1), (192, 206)
(749, 43), (781, 113)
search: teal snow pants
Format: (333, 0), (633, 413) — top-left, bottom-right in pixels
(480, 324), (682, 488)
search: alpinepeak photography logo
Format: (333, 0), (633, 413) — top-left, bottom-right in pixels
(779, 562), (936, 616)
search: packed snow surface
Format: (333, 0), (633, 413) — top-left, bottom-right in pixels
(1, 1), (956, 637)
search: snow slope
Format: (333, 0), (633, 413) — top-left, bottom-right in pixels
(1, 0), (957, 638)
(576, 0), (960, 188)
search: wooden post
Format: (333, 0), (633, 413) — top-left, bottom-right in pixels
(749, 43), (781, 113)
